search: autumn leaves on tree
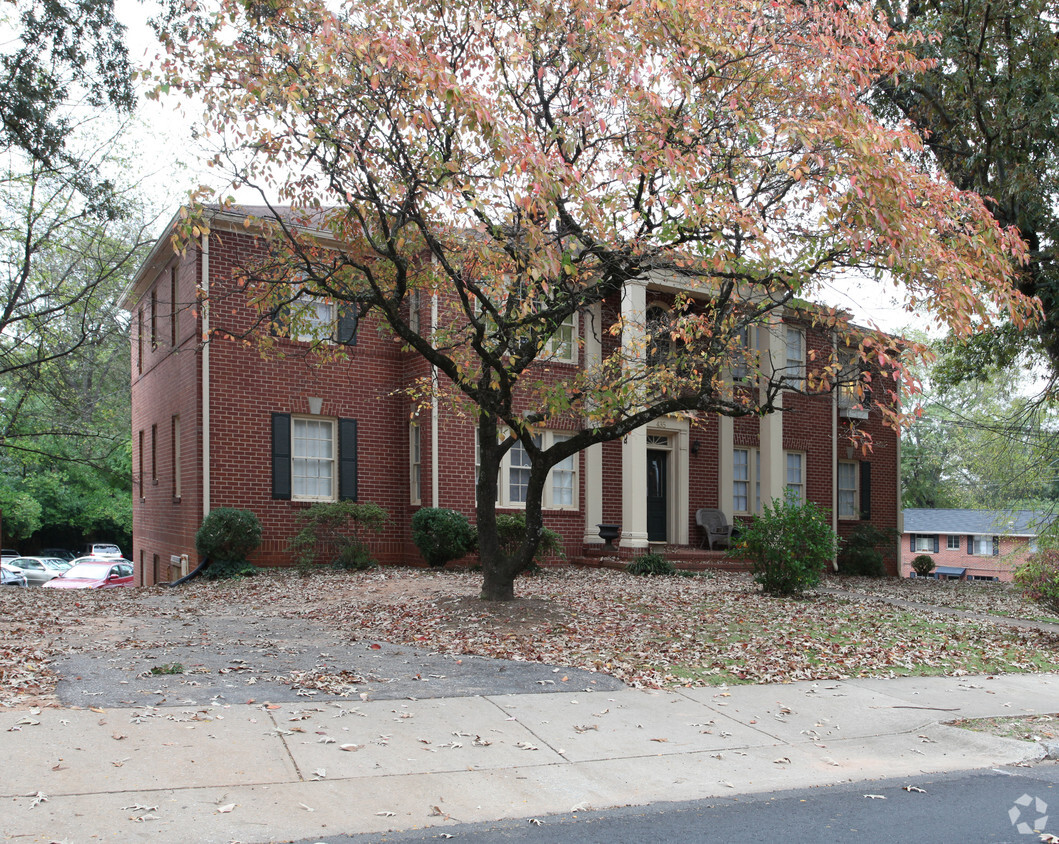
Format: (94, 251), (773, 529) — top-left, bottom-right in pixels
(155, 0), (1035, 599)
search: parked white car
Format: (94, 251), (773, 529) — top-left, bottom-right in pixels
(84, 543), (123, 559)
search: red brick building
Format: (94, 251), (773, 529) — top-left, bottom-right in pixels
(122, 208), (901, 585)
(902, 509), (1054, 581)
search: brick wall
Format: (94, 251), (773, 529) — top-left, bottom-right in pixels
(901, 534), (1034, 581)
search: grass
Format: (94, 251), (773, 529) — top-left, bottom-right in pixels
(949, 713), (1059, 742)
(148, 662), (185, 675)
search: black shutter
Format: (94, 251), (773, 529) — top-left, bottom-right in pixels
(967, 535), (973, 554)
(338, 418), (358, 501)
(992, 535), (1000, 556)
(859, 461), (871, 521)
(270, 302), (292, 337)
(336, 305), (358, 345)
(910, 533), (916, 552)
(271, 413), (292, 500)
(933, 535), (939, 553)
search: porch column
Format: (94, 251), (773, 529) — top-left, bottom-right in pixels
(759, 318), (785, 505)
(583, 303), (604, 545)
(620, 278), (650, 549)
(718, 415), (734, 520)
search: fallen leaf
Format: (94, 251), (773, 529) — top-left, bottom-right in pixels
(216, 803), (236, 814)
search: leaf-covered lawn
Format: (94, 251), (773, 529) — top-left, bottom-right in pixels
(2, 567), (1057, 708)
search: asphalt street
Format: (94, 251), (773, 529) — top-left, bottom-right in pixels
(304, 764), (1059, 844)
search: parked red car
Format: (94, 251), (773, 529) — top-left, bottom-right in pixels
(42, 558), (135, 589)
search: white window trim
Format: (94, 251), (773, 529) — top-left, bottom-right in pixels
(913, 534), (936, 553)
(837, 460), (858, 519)
(785, 324), (806, 388)
(542, 310), (578, 363)
(476, 429), (580, 510)
(292, 415), (336, 501)
(784, 450), (805, 504)
(946, 534), (961, 551)
(970, 534), (995, 556)
(733, 447), (762, 515)
(731, 324), (757, 382)
(410, 420), (421, 505)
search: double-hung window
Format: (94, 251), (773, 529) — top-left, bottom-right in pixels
(293, 418), (335, 500)
(272, 414), (357, 502)
(969, 534), (998, 556)
(410, 421), (421, 504)
(477, 429), (578, 509)
(946, 534), (961, 551)
(544, 312), (577, 362)
(912, 534), (939, 553)
(733, 448), (761, 514)
(784, 451), (805, 503)
(837, 461), (858, 518)
(785, 325), (805, 388)
(732, 325), (756, 382)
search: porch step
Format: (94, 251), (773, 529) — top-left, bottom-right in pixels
(575, 545), (751, 573)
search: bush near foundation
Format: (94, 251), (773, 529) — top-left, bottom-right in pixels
(412, 508), (476, 567)
(911, 554), (936, 577)
(734, 500), (837, 596)
(196, 508), (262, 579)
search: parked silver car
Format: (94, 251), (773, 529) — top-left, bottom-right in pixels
(6, 556), (72, 586)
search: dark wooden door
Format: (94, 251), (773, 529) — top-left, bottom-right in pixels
(646, 449), (668, 542)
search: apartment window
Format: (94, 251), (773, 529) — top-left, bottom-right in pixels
(912, 534), (939, 553)
(292, 417), (335, 500)
(946, 534), (961, 551)
(410, 421), (421, 504)
(150, 290), (158, 349)
(732, 325), (755, 381)
(172, 415), (181, 500)
(784, 451), (805, 503)
(969, 534), (999, 557)
(550, 433), (576, 506)
(477, 429), (578, 509)
(785, 325), (805, 387)
(646, 305), (671, 367)
(733, 448), (762, 515)
(170, 267), (179, 347)
(837, 461), (858, 518)
(273, 285), (358, 345)
(151, 423), (157, 482)
(271, 414), (358, 502)
(544, 312), (577, 362)
(137, 430), (144, 499)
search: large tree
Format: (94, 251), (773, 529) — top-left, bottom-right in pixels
(1, 0), (134, 206)
(875, 0), (1059, 372)
(157, 0), (1032, 599)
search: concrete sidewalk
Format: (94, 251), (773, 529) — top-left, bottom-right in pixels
(1, 673), (1056, 843)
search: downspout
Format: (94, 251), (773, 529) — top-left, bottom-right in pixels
(832, 331), (839, 571)
(430, 292), (439, 507)
(200, 234), (211, 518)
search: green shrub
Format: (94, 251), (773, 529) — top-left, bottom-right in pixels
(733, 500), (837, 596)
(494, 512), (565, 566)
(196, 508), (262, 579)
(288, 501), (388, 574)
(1014, 551), (1059, 614)
(626, 552), (676, 576)
(837, 523), (897, 577)
(911, 554), (936, 577)
(412, 508), (476, 568)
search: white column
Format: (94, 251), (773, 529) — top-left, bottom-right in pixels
(620, 279), (650, 549)
(718, 415), (734, 520)
(583, 303), (604, 544)
(759, 319), (785, 506)
(621, 426), (650, 549)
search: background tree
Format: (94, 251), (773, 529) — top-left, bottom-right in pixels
(1, 0), (133, 206)
(158, 0), (1032, 600)
(901, 337), (1058, 510)
(875, 0), (1059, 373)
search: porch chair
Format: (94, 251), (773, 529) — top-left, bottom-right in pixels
(695, 508), (733, 551)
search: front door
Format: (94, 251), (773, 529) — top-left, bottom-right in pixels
(646, 449), (668, 542)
